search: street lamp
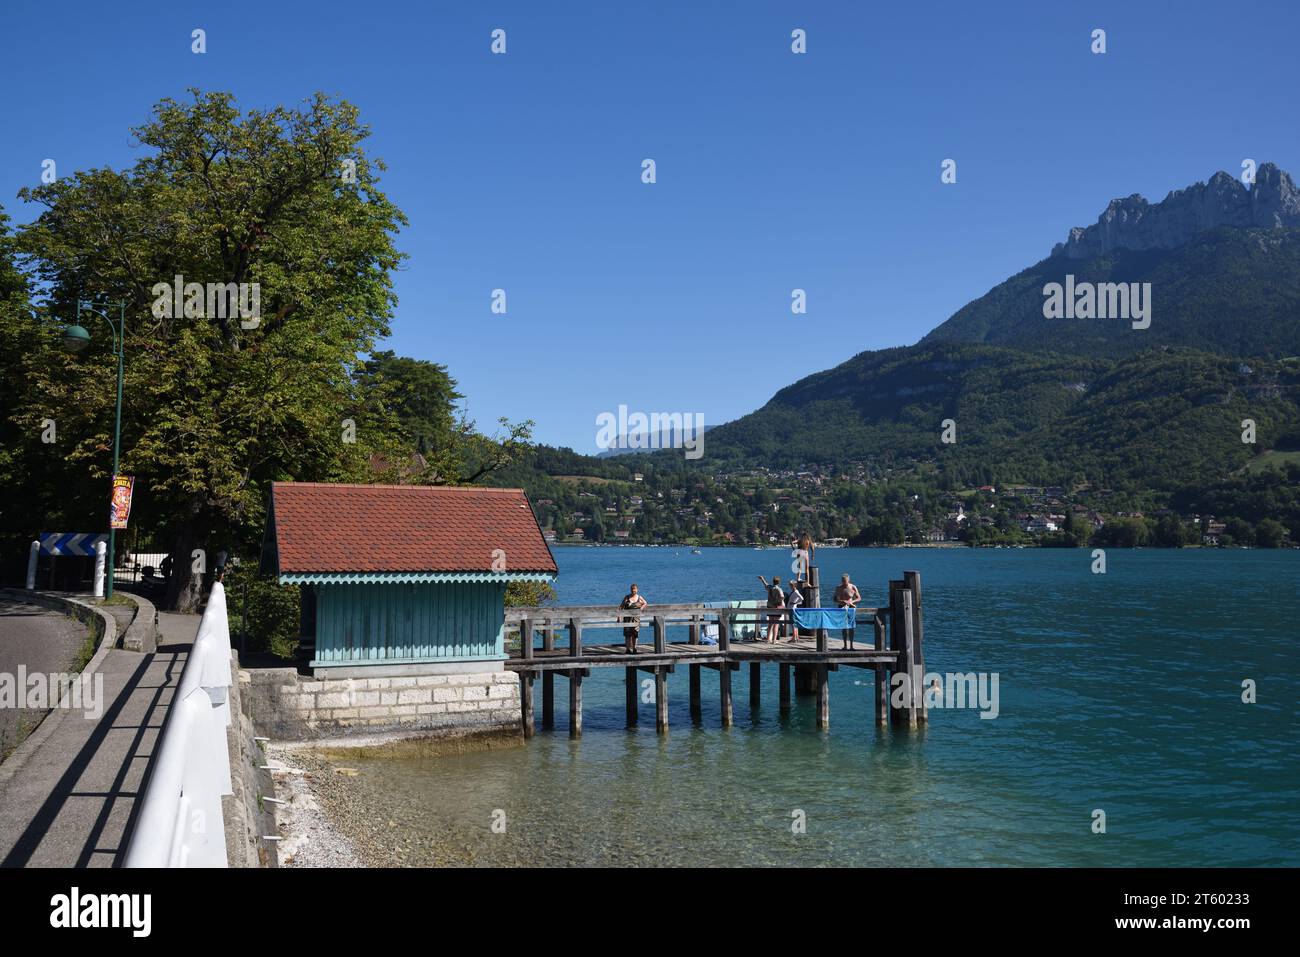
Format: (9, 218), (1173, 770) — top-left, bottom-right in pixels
(63, 300), (127, 599)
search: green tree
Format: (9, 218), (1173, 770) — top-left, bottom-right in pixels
(1255, 518), (1287, 548)
(15, 90), (407, 611)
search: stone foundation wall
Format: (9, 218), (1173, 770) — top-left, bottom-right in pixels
(225, 653), (280, 867)
(243, 667), (522, 742)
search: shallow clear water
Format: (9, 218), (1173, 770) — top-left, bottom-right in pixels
(330, 547), (1300, 867)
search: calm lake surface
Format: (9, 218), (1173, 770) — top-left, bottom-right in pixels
(328, 547), (1299, 867)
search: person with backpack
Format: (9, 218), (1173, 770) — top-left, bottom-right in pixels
(756, 574), (786, 644)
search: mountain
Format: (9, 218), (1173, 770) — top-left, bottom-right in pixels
(1052, 163), (1300, 260)
(920, 225), (1300, 359)
(689, 165), (1300, 491)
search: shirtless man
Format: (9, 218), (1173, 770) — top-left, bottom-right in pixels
(832, 573), (861, 650)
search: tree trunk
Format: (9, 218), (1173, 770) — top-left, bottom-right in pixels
(163, 522), (206, 614)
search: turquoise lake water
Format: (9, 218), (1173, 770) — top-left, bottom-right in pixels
(337, 547), (1299, 867)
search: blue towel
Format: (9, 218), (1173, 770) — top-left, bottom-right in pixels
(792, 607), (855, 631)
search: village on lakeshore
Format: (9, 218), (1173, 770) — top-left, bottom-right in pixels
(523, 462), (1286, 549)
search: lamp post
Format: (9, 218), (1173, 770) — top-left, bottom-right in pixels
(63, 299), (126, 600)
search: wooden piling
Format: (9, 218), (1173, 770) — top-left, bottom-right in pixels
(519, 617), (532, 660)
(655, 667), (669, 733)
(873, 610), (888, 727)
(889, 584), (918, 729)
(809, 566), (827, 651)
(542, 672), (554, 729)
(568, 617), (582, 657)
(794, 664), (815, 695)
(779, 663), (791, 714)
(569, 669), (583, 738)
(815, 664), (829, 729)
(903, 570), (927, 724)
(625, 667), (638, 727)
(689, 665), (701, 720)
(750, 662), (761, 704)
(653, 615), (666, 654)
(521, 674), (534, 738)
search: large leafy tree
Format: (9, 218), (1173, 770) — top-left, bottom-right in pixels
(13, 90), (408, 611)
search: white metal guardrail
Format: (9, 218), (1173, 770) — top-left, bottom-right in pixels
(123, 582), (234, 867)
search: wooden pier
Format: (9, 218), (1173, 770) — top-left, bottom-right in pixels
(505, 568), (927, 737)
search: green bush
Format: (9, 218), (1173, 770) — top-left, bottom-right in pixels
(222, 562), (300, 659)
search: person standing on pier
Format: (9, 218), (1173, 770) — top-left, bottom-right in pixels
(833, 573), (861, 650)
(785, 576), (805, 641)
(620, 584), (648, 654)
(757, 574), (786, 644)
(793, 532), (814, 579)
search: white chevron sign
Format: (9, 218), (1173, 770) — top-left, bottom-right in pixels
(38, 532), (108, 557)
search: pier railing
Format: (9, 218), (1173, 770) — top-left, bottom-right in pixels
(506, 603), (882, 654)
(503, 568), (927, 735)
(123, 582), (234, 868)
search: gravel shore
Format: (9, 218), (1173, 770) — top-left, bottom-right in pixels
(267, 730), (522, 867)
(266, 745), (366, 867)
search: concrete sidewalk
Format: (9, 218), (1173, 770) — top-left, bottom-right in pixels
(0, 611), (199, 868)
(0, 598), (90, 761)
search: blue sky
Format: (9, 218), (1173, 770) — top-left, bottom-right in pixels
(3, 0), (1298, 452)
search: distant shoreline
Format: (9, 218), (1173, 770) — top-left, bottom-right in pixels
(546, 542), (1279, 550)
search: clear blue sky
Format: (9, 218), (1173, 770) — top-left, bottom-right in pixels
(3, 0), (1298, 452)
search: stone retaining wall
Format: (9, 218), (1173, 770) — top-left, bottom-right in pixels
(242, 667), (522, 742)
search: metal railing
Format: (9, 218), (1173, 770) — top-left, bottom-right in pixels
(123, 582), (234, 868)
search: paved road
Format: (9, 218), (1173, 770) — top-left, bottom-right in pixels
(0, 598), (88, 761)
(0, 609), (198, 867)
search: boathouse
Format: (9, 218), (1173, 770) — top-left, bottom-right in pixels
(263, 482), (557, 675)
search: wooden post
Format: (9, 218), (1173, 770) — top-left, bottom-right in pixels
(794, 664), (815, 695)
(521, 674), (534, 738)
(655, 667), (669, 733)
(888, 580), (905, 727)
(653, 615), (666, 654)
(689, 664), (701, 720)
(890, 585), (917, 729)
(749, 662), (761, 705)
(901, 592), (917, 728)
(543, 623), (556, 651)
(689, 614), (700, 645)
(816, 664), (829, 729)
(569, 669), (583, 738)
(519, 617), (532, 659)
(810, 565), (827, 651)
(568, 617), (582, 658)
(903, 570), (927, 724)
(542, 673), (554, 729)
(779, 663), (791, 715)
(625, 667), (638, 727)
(717, 612), (733, 727)
(873, 610), (888, 727)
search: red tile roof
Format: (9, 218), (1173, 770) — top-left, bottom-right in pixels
(270, 483), (557, 575)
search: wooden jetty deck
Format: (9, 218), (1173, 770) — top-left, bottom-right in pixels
(504, 568), (928, 737)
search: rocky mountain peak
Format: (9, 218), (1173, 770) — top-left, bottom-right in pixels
(1052, 162), (1300, 259)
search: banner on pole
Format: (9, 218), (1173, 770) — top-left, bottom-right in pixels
(110, 475), (135, 530)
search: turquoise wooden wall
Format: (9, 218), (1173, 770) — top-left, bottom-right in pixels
(312, 581), (506, 665)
